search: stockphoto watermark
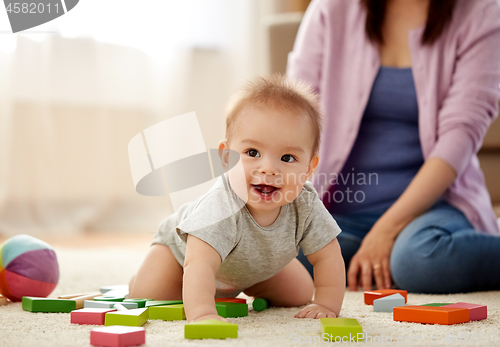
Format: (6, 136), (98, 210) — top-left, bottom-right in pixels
(3, 0), (79, 33)
(245, 169), (379, 205)
(290, 332), (498, 344)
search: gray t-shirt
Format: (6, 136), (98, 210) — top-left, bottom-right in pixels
(154, 175), (341, 291)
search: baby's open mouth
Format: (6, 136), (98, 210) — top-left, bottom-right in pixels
(251, 184), (280, 196)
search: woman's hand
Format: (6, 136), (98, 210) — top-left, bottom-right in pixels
(347, 227), (395, 291)
(191, 314), (230, 323)
(295, 304), (337, 319)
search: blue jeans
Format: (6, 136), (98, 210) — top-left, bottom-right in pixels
(297, 201), (500, 293)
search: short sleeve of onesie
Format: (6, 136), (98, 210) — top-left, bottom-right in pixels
(298, 182), (342, 256)
(175, 177), (245, 261)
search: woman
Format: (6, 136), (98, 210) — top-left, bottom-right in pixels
(288, 0), (500, 293)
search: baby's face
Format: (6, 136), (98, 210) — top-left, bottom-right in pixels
(220, 105), (318, 216)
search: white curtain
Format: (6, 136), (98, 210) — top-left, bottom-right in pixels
(0, 0), (273, 237)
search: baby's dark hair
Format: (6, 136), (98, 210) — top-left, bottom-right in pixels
(225, 74), (322, 156)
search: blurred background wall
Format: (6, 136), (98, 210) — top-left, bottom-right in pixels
(0, 0), (311, 237)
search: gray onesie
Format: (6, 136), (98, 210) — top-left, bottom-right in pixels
(154, 175), (341, 295)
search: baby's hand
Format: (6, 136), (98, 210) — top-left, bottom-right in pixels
(295, 304), (337, 319)
(190, 314), (230, 323)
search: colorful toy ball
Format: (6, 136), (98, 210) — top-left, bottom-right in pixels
(0, 234), (59, 302)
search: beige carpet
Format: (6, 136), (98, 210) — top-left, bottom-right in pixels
(0, 244), (499, 347)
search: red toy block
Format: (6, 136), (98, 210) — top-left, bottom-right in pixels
(90, 326), (145, 347)
(443, 303), (487, 321)
(364, 289), (407, 305)
(71, 308), (117, 325)
(394, 306), (469, 325)
(214, 298), (246, 304)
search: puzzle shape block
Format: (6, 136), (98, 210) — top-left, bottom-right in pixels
(22, 297), (76, 313)
(105, 308), (149, 327)
(99, 285), (129, 298)
(364, 289), (407, 305)
(373, 294), (405, 312)
(252, 298), (269, 312)
(393, 306), (469, 325)
(320, 318), (363, 342)
(71, 308), (117, 325)
(90, 326), (145, 347)
(113, 304), (128, 311)
(59, 292), (101, 299)
(85, 301), (138, 309)
(94, 296), (125, 302)
(421, 303), (453, 307)
(216, 302), (248, 318)
(123, 299), (152, 308)
(145, 300), (183, 307)
(215, 298), (247, 304)
(443, 303), (487, 321)
(149, 304), (185, 321)
(185, 319), (238, 339)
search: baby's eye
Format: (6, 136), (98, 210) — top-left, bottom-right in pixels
(281, 154), (295, 163)
(247, 149), (261, 158)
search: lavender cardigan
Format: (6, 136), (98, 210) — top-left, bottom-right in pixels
(287, 0), (500, 235)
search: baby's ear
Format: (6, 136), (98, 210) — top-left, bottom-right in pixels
(218, 140), (230, 169)
(306, 155), (319, 179)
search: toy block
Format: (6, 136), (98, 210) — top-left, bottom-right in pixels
(320, 318), (363, 342)
(364, 289), (407, 305)
(421, 303), (453, 307)
(145, 300), (183, 307)
(0, 294), (8, 306)
(252, 298), (269, 312)
(100, 285), (129, 297)
(71, 308), (117, 325)
(85, 301), (138, 309)
(216, 302), (248, 318)
(22, 297), (76, 313)
(59, 292), (101, 299)
(90, 326), (145, 347)
(114, 304), (128, 311)
(123, 299), (151, 308)
(105, 308), (149, 327)
(215, 298), (247, 304)
(393, 306), (469, 325)
(373, 294), (405, 312)
(94, 296), (125, 302)
(185, 319), (238, 339)
(149, 304), (185, 321)
(73, 293), (105, 309)
(443, 303), (487, 321)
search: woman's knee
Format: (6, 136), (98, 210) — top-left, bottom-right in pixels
(390, 226), (455, 293)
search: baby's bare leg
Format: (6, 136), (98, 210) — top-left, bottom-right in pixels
(129, 244), (183, 300)
(243, 258), (314, 307)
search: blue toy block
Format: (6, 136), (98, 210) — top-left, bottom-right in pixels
(373, 293), (405, 312)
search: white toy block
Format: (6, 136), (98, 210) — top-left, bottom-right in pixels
(100, 285), (129, 298)
(373, 293), (405, 312)
(85, 300), (138, 309)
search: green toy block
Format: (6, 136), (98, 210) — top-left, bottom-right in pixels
(22, 297), (76, 313)
(149, 304), (185, 321)
(320, 318), (363, 342)
(252, 298), (269, 312)
(123, 299), (152, 308)
(216, 302), (248, 318)
(145, 300), (183, 307)
(421, 303), (454, 307)
(104, 308), (149, 327)
(185, 319), (238, 339)
(94, 296), (125, 302)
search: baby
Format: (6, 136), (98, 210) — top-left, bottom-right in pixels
(129, 74), (345, 322)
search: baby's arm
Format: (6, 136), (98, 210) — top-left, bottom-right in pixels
(295, 238), (345, 318)
(183, 235), (228, 322)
